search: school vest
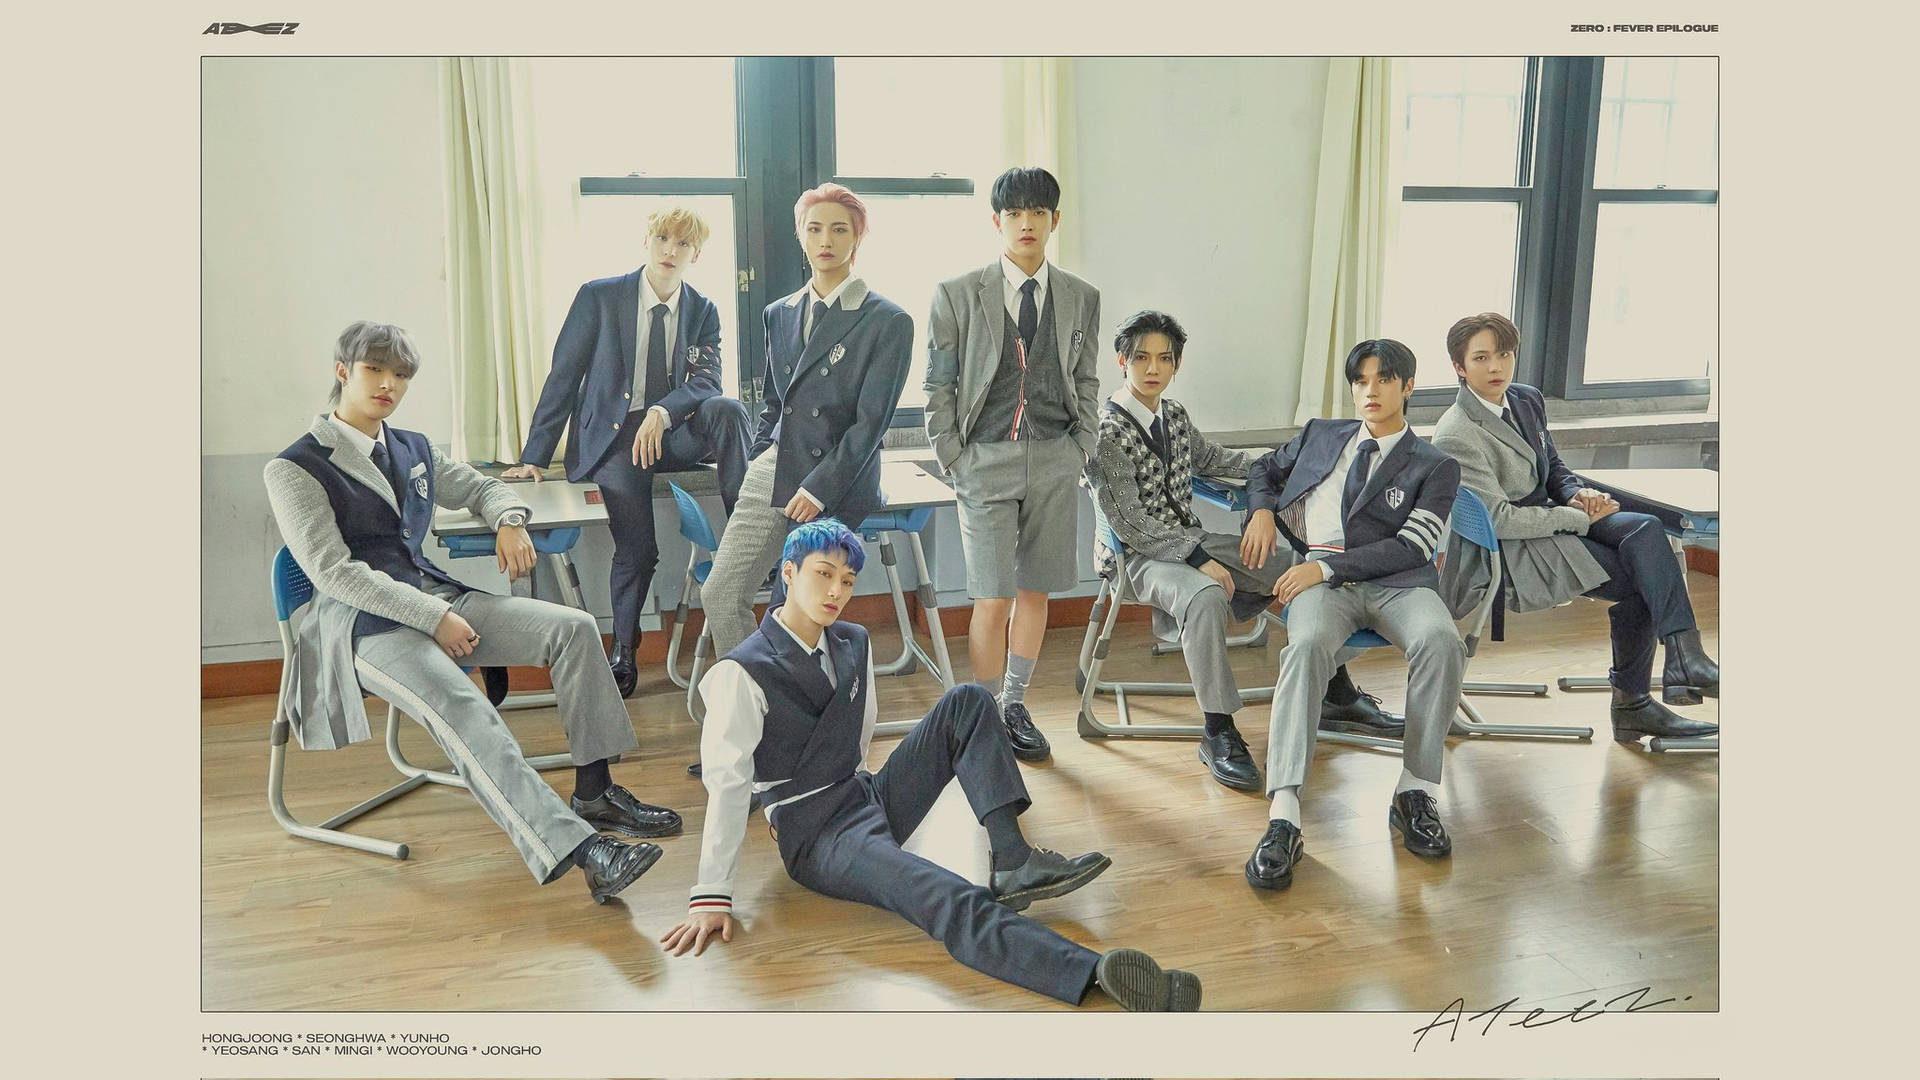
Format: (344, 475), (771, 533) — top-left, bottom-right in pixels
(975, 293), (1068, 443)
(727, 613), (870, 803)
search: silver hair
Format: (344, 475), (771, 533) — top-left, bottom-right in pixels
(328, 320), (422, 405)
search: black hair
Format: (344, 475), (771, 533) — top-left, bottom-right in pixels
(1113, 310), (1188, 364)
(1342, 338), (1418, 385)
(989, 166), (1062, 214)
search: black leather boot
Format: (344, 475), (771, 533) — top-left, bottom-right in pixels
(1611, 687), (1718, 743)
(1660, 629), (1719, 705)
(608, 639), (638, 699)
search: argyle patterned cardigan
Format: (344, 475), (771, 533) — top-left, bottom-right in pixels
(1086, 397), (1250, 579)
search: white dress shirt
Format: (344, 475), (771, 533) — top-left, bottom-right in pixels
(1300, 421), (1410, 553)
(1112, 386), (1163, 433)
(327, 412), (388, 457)
(689, 610), (879, 913)
(632, 274), (682, 426)
(1471, 386), (1511, 419)
(999, 254), (1049, 329)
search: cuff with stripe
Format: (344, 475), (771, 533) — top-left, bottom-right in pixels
(688, 891), (733, 915)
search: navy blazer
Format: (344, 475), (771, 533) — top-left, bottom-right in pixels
(1246, 418), (1461, 591)
(521, 272), (725, 481)
(751, 279), (912, 528)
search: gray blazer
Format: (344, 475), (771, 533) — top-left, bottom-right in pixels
(922, 261), (1102, 473)
(263, 414), (529, 750)
(1430, 384), (1608, 612)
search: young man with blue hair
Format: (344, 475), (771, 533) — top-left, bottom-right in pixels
(661, 519), (1203, 1010)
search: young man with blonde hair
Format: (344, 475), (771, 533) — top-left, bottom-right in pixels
(509, 206), (752, 698)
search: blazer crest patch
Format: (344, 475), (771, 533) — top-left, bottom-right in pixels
(1071, 328), (1085, 348)
(687, 346), (701, 364)
(1385, 485), (1405, 509)
(413, 476), (430, 499)
(829, 342), (847, 365)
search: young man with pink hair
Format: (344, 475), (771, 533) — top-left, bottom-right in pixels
(697, 184), (914, 659)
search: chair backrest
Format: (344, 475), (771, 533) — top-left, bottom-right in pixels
(1448, 487), (1498, 553)
(272, 546), (314, 622)
(667, 481), (719, 552)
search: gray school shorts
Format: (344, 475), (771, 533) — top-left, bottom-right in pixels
(949, 436), (1084, 598)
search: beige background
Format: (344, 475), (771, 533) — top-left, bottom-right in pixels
(9, 0), (1894, 1077)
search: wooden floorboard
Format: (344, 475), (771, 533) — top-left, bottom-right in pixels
(202, 576), (1717, 1012)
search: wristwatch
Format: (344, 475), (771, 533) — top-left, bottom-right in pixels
(500, 510), (528, 528)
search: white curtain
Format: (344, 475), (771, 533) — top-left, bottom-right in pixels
(999, 59), (1082, 269)
(440, 58), (547, 464)
(1294, 58), (1400, 425)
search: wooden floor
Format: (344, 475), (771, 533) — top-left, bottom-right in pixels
(202, 576), (1718, 1011)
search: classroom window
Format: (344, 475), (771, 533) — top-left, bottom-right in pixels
(1383, 56), (1716, 401)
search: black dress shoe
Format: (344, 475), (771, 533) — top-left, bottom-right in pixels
(574, 834), (663, 904)
(1610, 689), (1719, 742)
(1245, 819), (1304, 890)
(1318, 690), (1407, 736)
(1388, 790), (1452, 857)
(1093, 948), (1203, 1012)
(686, 761), (702, 779)
(571, 784), (684, 838)
(990, 848), (1112, 911)
(608, 641), (638, 699)
(1000, 701), (1051, 762)
(1198, 725), (1262, 791)
(481, 667), (511, 707)
(1661, 629), (1720, 705)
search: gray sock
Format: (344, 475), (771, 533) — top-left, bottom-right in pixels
(1000, 652), (1038, 709)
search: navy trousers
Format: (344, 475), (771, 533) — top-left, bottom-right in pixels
(591, 395), (751, 646)
(769, 684), (1101, 1005)
(1580, 510), (1697, 695)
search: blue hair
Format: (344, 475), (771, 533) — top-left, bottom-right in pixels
(781, 518), (866, 573)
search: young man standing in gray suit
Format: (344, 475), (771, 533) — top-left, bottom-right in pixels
(1430, 312), (1717, 743)
(264, 321), (679, 906)
(924, 167), (1102, 763)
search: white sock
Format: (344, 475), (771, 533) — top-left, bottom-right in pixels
(1394, 769), (1439, 797)
(1269, 786), (1302, 825)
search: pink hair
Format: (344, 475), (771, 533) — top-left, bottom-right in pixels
(792, 182), (870, 241)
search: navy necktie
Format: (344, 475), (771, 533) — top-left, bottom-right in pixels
(1149, 415), (1170, 464)
(1017, 278), (1038, 345)
(644, 302), (669, 407)
(370, 441), (404, 506)
(1500, 406), (1525, 439)
(808, 300), (829, 344)
(1340, 438), (1380, 521)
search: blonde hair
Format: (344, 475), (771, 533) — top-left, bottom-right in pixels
(645, 206), (711, 253)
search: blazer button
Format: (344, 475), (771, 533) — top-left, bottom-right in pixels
(811, 448), (823, 458)
(402, 528), (412, 539)
(783, 406), (794, 415)
(784, 364), (792, 374)
(612, 421), (621, 429)
(819, 366), (830, 376)
(810, 407), (821, 417)
(623, 393), (631, 400)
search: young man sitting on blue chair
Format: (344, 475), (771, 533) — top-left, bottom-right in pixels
(659, 519), (1202, 1011)
(1085, 310), (1406, 794)
(1430, 312), (1717, 743)
(1239, 338), (1466, 889)
(263, 321), (680, 906)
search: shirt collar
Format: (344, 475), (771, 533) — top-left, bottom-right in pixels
(1000, 254), (1049, 296)
(1112, 387), (1163, 432)
(810, 273), (861, 311)
(1470, 387), (1508, 418)
(327, 412), (385, 457)
(1356, 420), (1410, 458)
(643, 274), (682, 314)
(769, 607), (827, 657)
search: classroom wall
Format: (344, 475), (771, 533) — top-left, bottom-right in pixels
(1066, 57), (1331, 430)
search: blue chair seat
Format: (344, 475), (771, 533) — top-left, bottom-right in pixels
(858, 506), (934, 537)
(1276, 605), (1392, 650)
(440, 526), (582, 558)
(691, 559), (715, 585)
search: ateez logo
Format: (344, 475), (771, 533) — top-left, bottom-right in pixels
(203, 22), (299, 35)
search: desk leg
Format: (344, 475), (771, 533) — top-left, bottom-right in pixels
(873, 533), (919, 677)
(907, 533), (955, 687)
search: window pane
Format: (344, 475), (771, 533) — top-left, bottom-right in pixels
(1395, 58), (1528, 187)
(840, 193), (987, 409)
(1380, 200), (1519, 387)
(834, 58), (1004, 182)
(1594, 58), (1718, 189)
(527, 58), (736, 177)
(554, 194), (742, 398)
(1582, 202), (1715, 384)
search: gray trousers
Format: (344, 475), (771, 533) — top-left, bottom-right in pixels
(701, 451), (792, 656)
(1265, 579), (1465, 794)
(1126, 533), (1360, 716)
(352, 587), (637, 883)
